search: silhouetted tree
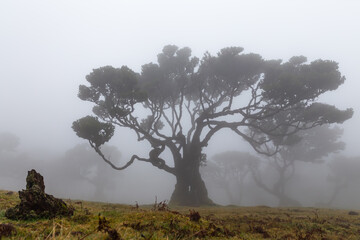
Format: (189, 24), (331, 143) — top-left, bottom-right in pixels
(72, 45), (352, 205)
(250, 125), (345, 206)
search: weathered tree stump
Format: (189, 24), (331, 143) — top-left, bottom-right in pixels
(5, 169), (74, 220)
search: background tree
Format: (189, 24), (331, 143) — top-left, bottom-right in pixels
(49, 143), (122, 201)
(0, 132), (19, 154)
(201, 151), (260, 205)
(323, 155), (360, 207)
(0, 132), (21, 184)
(73, 45), (352, 206)
(250, 125), (345, 206)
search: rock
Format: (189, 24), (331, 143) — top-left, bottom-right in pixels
(5, 169), (74, 220)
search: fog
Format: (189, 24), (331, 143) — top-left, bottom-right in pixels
(1, 0), (360, 208)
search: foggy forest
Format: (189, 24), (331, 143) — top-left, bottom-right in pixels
(1, 0), (360, 217)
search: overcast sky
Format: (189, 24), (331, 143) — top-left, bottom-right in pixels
(1, 0), (359, 156)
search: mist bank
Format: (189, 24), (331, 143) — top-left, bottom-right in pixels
(1, 139), (359, 209)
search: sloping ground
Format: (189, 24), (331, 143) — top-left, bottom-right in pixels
(1, 189), (360, 239)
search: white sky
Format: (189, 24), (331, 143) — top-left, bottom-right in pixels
(0, 0), (359, 156)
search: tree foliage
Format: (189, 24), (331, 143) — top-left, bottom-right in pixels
(72, 116), (114, 147)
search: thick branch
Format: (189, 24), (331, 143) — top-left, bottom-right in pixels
(89, 141), (145, 170)
(89, 141), (176, 175)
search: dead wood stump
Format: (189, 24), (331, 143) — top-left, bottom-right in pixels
(5, 169), (74, 220)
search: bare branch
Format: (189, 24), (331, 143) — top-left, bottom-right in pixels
(89, 141), (145, 170)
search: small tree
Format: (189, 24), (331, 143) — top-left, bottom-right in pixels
(73, 45), (352, 205)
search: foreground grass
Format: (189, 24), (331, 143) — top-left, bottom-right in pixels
(1, 190), (360, 239)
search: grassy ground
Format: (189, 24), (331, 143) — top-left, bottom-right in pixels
(1, 190), (360, 239)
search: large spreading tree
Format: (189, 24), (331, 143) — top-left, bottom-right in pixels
(72, 45), (353, 206)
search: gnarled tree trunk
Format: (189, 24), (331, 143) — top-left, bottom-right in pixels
(169, 149), (214, 206)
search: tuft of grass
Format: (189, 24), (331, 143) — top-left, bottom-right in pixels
(0, 223), (17, 238)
